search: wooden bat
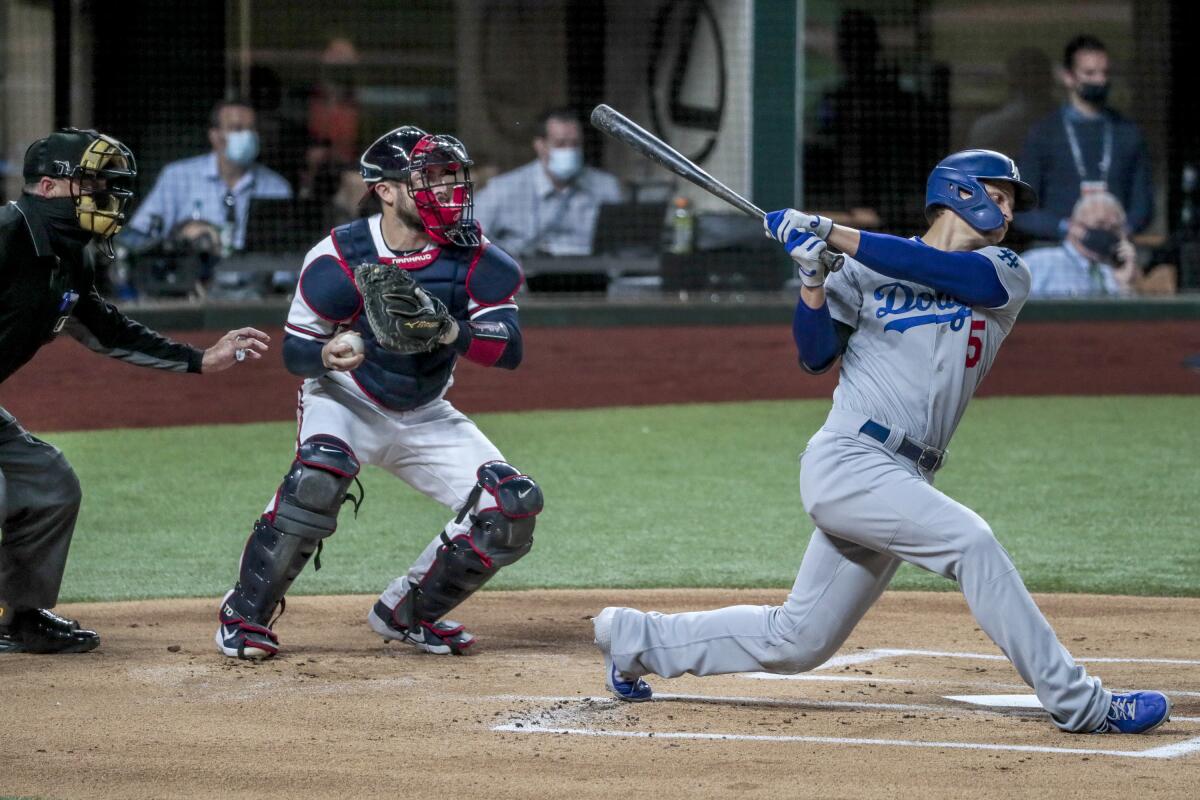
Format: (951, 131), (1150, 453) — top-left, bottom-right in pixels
(589, 103), (843, 272)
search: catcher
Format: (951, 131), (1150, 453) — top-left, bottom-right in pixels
(214, 126), (543, 660)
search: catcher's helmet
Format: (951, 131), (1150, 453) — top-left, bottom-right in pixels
(924, 149), (1037, 232)
(360, 126), (478, 247)
(23, 127), (137, 243)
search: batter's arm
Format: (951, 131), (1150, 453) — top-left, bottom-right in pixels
(826, 228), (1008, 307)
(793, 293), (852, 374)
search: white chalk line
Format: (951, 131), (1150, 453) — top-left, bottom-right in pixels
(487, 692), (1024, 717)
(493, 693), (1199, 724)
(489, 647), (1200, 758)
(804, 648), (1200, 672)
(492, 723), (1200, 760)
(741, 673), (1200, 700)
(490, 692), (1200, 759)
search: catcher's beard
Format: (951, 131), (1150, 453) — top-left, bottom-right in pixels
(391, 198), (426, 235)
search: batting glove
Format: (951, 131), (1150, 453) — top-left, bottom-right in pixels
(764, 209), (833, 243)
(781, 231), (832, 288)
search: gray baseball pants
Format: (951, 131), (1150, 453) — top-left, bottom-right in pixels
(607, 422), (1110, 733)
(0, 407), (82, 620)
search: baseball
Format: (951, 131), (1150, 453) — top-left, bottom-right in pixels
(333, 331), (365, 356)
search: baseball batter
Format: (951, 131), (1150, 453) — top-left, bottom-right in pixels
(594, 151), (1169, 734)
(215, 126), (543, 660)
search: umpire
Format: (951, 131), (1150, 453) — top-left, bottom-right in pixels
(0, 128), (271, 654)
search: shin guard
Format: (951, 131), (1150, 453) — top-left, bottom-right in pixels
(387, 461), (543, 631)
(227, 435), (360, 624)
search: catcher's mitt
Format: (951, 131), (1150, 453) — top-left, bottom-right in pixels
(354, 262), (453, 354)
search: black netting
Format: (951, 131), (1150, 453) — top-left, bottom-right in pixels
(0, 1), (1192, 302)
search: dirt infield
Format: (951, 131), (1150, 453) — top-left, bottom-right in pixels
(1, 320), (1196, 798)
(0, 320), (1196, 432)
(1, 590), (1197, 800)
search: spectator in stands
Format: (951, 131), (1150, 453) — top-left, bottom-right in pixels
(120, 98), (292, 255)
(804, 9), (942, 234)
(1016, 35), (1153, 242)
(965, 47), (1056, 162)
(247, 64), (311, 191)
(1024, 191), (1138, 297)
(473, 108), (622, 256)
(307, 37), (362, 167)
(119, 98), (292, 298)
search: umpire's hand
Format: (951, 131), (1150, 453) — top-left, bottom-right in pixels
(201, 327), (271, 372)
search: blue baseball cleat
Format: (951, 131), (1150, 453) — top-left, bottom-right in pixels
(594, 607), (653, 702)
(607, 659), (653, 702)
(1092, 691), (1171, 734)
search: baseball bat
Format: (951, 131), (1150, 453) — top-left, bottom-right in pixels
(589, 103), (843, 272)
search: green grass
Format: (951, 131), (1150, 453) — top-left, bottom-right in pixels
(46, 396), (1199, 603)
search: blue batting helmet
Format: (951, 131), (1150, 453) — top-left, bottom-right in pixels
(924, 149), (1037, 232)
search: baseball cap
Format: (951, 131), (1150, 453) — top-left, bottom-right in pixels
(22, 128), (101, 182)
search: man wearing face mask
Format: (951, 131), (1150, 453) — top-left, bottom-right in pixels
(0, 128), (272, 654)
(473, 107), (622, 257)
(121, 98), (292, 257)
(1024, 191), (1139, 297)
(1016, 35), (1153, 242)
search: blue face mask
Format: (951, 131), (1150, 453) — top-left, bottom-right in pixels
(546, 147), (583, 182)
(224, 130), (259, 167)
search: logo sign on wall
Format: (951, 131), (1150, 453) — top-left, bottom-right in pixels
(647, 0), (728, 165)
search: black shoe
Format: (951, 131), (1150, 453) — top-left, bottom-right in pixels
(0, 608), (100, 654)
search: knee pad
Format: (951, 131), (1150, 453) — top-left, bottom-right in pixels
(272, 434), (362, 539)
(460, 460), (543, 560)
(230, 436), (360, 623)
(392, 461), (543, 628)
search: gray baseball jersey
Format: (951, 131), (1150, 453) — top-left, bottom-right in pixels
(603, 242), (1113, 733)
(824, 244), (1030, 451)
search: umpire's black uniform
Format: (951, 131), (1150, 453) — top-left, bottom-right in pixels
(0, 129), (203, 653)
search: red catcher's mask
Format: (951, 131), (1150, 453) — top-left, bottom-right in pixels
(407, 134), (479, 247)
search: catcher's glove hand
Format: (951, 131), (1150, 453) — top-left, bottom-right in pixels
(354, 262), (453, 355)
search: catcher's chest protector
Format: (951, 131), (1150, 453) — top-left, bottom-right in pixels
(328, 218), (484, 411)
(332, 218), (473, 315)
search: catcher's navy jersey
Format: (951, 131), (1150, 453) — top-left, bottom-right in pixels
(823, 244), (1030, 450)
(285, 214), (522, 411)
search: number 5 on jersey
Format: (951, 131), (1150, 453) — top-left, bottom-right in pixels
(965, 319), (985, 368)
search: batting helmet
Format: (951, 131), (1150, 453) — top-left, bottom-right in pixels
(360, 126), (478, 247)
(924, 149), (1037, 232)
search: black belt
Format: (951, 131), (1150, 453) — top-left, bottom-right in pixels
(859, 420), (946, 472)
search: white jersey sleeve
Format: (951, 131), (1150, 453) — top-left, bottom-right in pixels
(975, 245), (1031, 335)
(284, 236), (360, 343)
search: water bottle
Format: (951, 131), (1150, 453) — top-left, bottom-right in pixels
(670, 196), (694, 254)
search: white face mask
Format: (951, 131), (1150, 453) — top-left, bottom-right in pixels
(546, 147), (583, 181)
(224, 130), (259, 167)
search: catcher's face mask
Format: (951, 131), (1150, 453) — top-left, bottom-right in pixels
(71, 134), (137, 243)
(407, 134), (479, 248)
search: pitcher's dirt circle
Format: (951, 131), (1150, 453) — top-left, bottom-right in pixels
(1, 590), (1197, 799)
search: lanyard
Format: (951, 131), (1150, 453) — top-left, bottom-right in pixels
(1064, 244), (1109, 296)
(1061, 108), (1112, 183)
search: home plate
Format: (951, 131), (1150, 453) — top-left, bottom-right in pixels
(945, 694), (1044, 709)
